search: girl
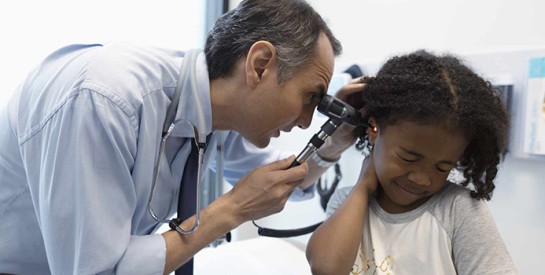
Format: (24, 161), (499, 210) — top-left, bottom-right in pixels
(306, 51), (517, 274)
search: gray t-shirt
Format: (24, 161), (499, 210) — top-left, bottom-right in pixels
(327, 182), (517, 275)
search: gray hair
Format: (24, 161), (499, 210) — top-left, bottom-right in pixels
(204, 0), (342, 84)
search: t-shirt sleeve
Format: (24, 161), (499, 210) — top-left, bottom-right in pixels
(449, 191), (517, 274)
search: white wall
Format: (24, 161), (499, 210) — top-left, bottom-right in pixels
(0, 0), (206, 103)
(310, 0), (545, 65)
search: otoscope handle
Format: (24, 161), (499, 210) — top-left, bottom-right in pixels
(288, 118), (342, 168)
(288, 160), (301, 169)
(321, 118), (342, 135)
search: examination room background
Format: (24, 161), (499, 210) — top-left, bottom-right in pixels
(2, 0), (544, 274)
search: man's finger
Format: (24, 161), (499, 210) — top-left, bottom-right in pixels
(269, 161), (309, 186)
(261, 155), (296, 171)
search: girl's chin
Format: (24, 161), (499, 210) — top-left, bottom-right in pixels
(376, 188), (430, 214)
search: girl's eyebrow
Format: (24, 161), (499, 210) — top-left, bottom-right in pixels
(399, 146), (456, 165)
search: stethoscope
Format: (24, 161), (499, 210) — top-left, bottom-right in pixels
(147, 49), (351, 238)
(147, 49), (208, 235)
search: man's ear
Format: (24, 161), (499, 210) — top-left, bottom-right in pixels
(246, 41), (275, 88)
(368, 117), (378, 145)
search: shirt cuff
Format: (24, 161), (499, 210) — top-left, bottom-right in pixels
(289, 184), (316, 201)
(115, 234), (166, 275)
(311, 152), (338, 169)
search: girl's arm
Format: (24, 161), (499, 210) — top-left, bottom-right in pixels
(306, 156), (378, 275)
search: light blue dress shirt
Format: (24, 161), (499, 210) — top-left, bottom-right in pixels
(0, 43), (311, 274)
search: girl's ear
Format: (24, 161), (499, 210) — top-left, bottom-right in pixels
(368, 117), (378, 145)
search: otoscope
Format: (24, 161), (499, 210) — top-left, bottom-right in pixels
(253, 94), (363, 238)
(288, 94), (362, 168)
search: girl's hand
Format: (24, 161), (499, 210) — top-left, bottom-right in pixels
(355, 154), (379, 197)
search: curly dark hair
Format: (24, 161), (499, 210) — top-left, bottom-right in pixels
(355, 50), (509, 200)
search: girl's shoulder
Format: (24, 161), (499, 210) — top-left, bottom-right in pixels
(431, 182), (488, 214)
(427, 182), (493, 237)
(325, 183), (491, 224)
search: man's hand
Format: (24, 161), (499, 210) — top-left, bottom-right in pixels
(161, 156), (308, 274)
(318, 78), (367, 161)
(225, 155), (309, 223)
(337, 76), (366, 112)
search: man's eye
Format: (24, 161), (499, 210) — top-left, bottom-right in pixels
(307, 92), (321, 104)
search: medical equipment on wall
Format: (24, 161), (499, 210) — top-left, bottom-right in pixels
(147, 49), (207, 235)
(253, 94), (365, 237)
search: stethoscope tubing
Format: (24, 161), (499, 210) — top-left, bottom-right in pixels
(147, 49), (206, 234)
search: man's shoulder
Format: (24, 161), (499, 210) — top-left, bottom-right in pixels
(78, 42), (183, 109)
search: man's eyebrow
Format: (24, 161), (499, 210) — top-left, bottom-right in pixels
(316, 84), (327, 98)
(399, 146), (456, 165)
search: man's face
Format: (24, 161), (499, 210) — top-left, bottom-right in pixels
(371, 120), (469, 213)
(242, 33), (335, 148)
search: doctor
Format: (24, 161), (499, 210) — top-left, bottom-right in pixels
(0, 0), (364, 274)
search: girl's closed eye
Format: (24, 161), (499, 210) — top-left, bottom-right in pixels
(435, 162), (456, 173)
(396, 151), (452, 173)
(396, 152), (418, 163)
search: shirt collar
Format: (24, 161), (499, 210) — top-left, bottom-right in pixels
(170, 51), (213, 138)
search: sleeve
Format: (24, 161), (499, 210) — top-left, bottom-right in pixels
(325, 186), (353, 218)
(450, 195), (517, 274)
(220, 131), (284, 184)
(218, 131), (314, 200)
(20, 88), (165, 275)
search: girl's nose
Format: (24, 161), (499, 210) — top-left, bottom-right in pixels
(407, 170), (431, 186)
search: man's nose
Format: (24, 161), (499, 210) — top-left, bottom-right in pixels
(296, 108), (315, 129)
